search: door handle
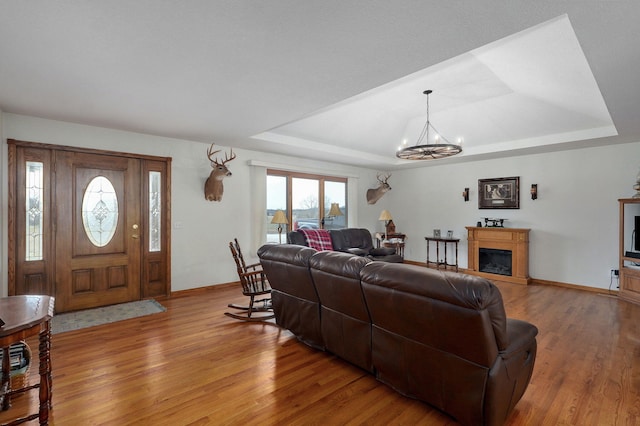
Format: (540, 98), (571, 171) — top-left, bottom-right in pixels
(132, 224), (139, 239)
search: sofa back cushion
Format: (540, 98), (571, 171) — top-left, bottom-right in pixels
(286, 230), (307, 245)
(257, 244), (324, 349)
(329, 228), (374, 252)
(361, 262), (508, 362)
(309, 251), (373, 372)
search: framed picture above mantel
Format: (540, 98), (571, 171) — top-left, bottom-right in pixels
(478, 176), (520, 209)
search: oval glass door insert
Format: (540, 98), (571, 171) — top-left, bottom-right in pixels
(82, 176), (118, 247)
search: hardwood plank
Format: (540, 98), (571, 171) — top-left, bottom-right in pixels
(3, 281), (640, 425)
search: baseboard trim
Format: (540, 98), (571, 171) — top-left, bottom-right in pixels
(403, 260), (617, 295)
(530, 278), (618, 296)
(170, 281), (238, 299)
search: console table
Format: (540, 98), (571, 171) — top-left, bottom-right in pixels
(425, 237), (460, 271)
(0, 295), (54, 425)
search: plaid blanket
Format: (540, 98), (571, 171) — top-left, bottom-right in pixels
(298, 229), (334, 251)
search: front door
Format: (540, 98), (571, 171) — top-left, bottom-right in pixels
(54, 151), (142, 312)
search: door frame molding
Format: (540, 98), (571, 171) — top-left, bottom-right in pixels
(7, 139), (172, 302)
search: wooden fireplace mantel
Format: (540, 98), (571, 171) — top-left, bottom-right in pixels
(466, 227), (531, 285)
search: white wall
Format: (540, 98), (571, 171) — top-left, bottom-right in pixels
(1, 113), (638, 294)
(0, 113), (371, 295)
(386, 143), (640, 290)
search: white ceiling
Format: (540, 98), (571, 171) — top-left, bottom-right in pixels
(1, 2), (639, 170)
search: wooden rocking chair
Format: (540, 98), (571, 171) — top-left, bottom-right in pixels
(226, 238), (275, 321)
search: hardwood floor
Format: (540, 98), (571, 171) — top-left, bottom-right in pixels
(3, 280), (640, 425)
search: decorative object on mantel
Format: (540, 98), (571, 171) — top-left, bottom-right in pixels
(530, 184), (538, 200)
(366, 173), (392, 204)
(321, 203), (343, 229)
(271, 210), (288, 244)
(396, 90), (463, 160)
(633, 168), (640, 198)
(462, 187), (469, 202)
(478, 176), (520, 209)
(433, 229), (441, 238)
(484, 217), (507, 227)
(204, 143), (236, 202)
(379, 209), (393, 240)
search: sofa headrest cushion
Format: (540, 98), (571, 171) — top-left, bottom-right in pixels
(287, 230), (307, 246)
(309, 251), (372, 278)
(257, 243), (317, 266)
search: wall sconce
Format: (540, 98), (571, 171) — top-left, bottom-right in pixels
(462, 187), (469, 202)
(531, 184), (538, 200)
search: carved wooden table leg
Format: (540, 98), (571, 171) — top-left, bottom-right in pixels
(1, 347), (10, 411)
(38, 321), (52, 425)
(0, 296), (54, 425)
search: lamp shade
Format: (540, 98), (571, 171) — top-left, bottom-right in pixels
(328, 203), (343, 217)
(271, 210), (288, 224)
(379, 210), (393, 221)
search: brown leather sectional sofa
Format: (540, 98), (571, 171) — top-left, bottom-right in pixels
(257, 243), (538, 426)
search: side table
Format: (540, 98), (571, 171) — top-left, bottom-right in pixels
(425, 237), (460, 272)
(376, 233), (406, 259)
(0, 295), (55, 425)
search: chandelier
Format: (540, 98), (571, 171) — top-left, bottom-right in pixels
(396, 90), (462, 160)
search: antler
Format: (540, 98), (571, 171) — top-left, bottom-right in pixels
(207, 144), (221, 163)
(218, 149), (236, 166)
(377, 172), (391, 183)
(207, 143), (236, 165)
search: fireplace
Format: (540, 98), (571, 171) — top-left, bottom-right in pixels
(479, 248), (512, 276)
(466, 227), (530, 285)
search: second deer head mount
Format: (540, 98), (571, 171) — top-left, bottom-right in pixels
(366, 173), (392, 205)
(204, 143), (236, 202)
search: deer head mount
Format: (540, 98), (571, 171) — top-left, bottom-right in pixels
(366, 173), (392, 204)
(204, 143), (236, 202)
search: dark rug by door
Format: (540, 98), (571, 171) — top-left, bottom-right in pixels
(51, 299), (166, 334)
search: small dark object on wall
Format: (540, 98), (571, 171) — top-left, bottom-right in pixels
(462, 187), (469, 202)
(531, 184), (538, 200)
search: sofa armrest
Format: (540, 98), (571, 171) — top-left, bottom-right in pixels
(500, 318), (538, 360)
(346, 248), (369, 256)
(370, 247), (396, 256)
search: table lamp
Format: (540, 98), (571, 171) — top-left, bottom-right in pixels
(321, 203), (343, 229)
(271, 210), (288, 244)
(379, 209), (392, 240)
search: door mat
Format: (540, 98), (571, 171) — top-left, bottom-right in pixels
(51, 299), (166, 334)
